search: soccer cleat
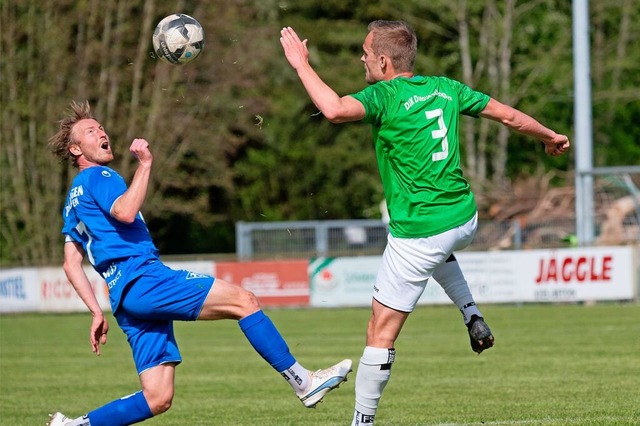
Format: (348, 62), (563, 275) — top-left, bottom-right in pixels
(47, 412), (70, 426)
(467, 315), (494, 354)
(297, 359), (353, 408)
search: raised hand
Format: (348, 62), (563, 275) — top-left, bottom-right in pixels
(280, 27), (310, 71)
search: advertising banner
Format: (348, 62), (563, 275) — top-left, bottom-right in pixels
(215, 260), (310, 307)
(0, 268), (39, 313)
(0, 266), (110, 313)
(309, 256), (455, 307)
(309, 256), (381, 307)
(445, 251), (522, 303)
(517, 246), (635, 302)
(309, 246), (636, 307)
(38, 266), (111, 312)
(1, 246), (635, 313)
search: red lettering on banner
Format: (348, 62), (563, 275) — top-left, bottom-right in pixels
(602, 256), (612, 280)
(562, 257), (572, 281)
(545, 258), (558, 281)
(575, 257), (586, 281)
(535, 255), (613, 284)
(41, 279), (76, 299)
(41, 278), (107, 300)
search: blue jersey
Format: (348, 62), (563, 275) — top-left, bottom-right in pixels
(61, 166), (159, 311)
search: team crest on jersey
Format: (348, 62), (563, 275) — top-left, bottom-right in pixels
(186, 272), (210, 279)
(101, 170), (111, 177)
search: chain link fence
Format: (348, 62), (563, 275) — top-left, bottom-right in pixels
(235, 217), (580, 260)
(236, 171), (640, 260)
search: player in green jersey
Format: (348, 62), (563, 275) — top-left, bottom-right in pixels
(280, 20), (570, 425)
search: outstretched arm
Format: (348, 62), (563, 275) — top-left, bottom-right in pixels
(279, 26), (365, 123)
(63, 241), (109, 356)
(480, 98), (570, 156)
(110, 138), (153, 223)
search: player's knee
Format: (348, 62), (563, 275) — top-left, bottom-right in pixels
(238, 287), (261, 315)
(145, 389), (174, 415)
(199, 279), (262, 320)
(366, 320), (398, 348)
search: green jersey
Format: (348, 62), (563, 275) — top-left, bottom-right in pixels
(350, 76), (490, 238)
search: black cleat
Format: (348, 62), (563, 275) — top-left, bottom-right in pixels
(467, 315), (494, 354)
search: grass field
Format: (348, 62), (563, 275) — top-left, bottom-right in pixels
(1, 303), (638, 425)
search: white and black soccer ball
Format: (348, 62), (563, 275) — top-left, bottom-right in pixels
(152, 14), (205, 65)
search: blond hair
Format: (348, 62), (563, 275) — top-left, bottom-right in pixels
(49, 100), (94, 168)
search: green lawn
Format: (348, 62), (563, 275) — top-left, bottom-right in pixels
(1, 303), (638, 425)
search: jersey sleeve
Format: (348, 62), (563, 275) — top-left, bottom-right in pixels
(451, 79), (490, 117)
(62, 224), (82, 242)
(86, 167), (128, 215)
(350, 83), (394, 125)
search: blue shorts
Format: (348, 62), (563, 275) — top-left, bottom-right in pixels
(114, 260), (215, 374)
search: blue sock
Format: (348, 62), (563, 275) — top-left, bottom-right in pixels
(239, 310), (296, 372)
(87, 390), (153, 426)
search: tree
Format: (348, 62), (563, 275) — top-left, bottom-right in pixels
(0, 1), (276, 264)
(1, 0), (637, 266)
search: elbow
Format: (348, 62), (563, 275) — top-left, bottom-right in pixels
(62, 261), (73, 276)
(322, 108), (349, 124)
(110, 196), (138, 224)
(319, 96), (362, 123)
(110, 207), (137, 224)
(500, 109), (518, 128)
(116, 214), (136, 224)
(499, 104), (529, 132)
(321, 109), (340, 123)
(63, 258), (81, 277)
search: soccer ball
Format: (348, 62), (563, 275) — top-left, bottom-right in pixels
(152, 14), (205, 65)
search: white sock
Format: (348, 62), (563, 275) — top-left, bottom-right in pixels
(280, 361), (309, 393)
(432, 255), (482, 324)
(352, 346), (395, 425)
(352, 410), (376, 425)
(461, 302), (483, 325)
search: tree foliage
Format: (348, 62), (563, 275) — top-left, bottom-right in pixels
(1, 0), (638, 265)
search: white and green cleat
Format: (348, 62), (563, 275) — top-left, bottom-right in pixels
(297, 359), (353, 408)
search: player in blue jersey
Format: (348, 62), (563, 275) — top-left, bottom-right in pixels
(280, 20), (569, 425)
(46, 100), (352, 426)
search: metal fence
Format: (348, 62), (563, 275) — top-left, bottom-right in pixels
(235, 217), (615, 260)
(236, 219), (388, 260)
(236, 172), (640, 260)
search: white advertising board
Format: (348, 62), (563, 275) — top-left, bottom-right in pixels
(309, 246), (636, 307)
(1, 247), (636, 313)
(0, 266), (110, 313)
(506, 246), (635, 302)
(0, 268), (40, 313)
(309, 256), (381, 307)
(0, 260), (215, 313)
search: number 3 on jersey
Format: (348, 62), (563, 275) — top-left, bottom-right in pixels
(426, 108), (449, 161)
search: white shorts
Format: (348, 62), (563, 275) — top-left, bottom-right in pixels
(374, 213), (478, 312)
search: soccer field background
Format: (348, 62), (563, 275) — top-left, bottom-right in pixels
(1, 303), (638, 425)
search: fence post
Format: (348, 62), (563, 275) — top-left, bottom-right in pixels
(512, 219), (522, 249)
(235, 221), (252, 260)
(316, 221), (329, 257)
